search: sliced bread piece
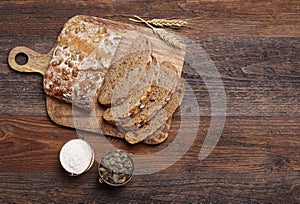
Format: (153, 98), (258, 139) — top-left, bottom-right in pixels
(125, 79), (184, 144)
(142, 117), (172, 145)
(120, 61), (180, 131)
(103, 56), (159, 123)
(98, 36), (152, 106)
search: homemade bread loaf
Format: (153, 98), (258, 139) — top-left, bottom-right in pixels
(120, 61), (180, 131)
(98, 36), (152, 106)
(43, 15), (121, 111)
(125, 79), (185, 144)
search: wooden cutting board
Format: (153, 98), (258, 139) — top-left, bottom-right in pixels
(8, 15), (186, 139)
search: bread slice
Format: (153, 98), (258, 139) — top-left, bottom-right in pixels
(44, 15), (121, 111)
(142, 118), (172, 145)
(102, 56), (159, 123)
(98, 36), (152, 106)
(125, 79), (184, 144)
(120, 61), (179, 131)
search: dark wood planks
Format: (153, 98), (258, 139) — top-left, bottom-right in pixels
(0, 0), (299, 38)
(0, 115), (299, 203)
(1, 115), (299, 172)
(0, 0), (300, 203)
(0, 171), (299, 203)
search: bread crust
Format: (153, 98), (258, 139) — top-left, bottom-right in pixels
(43, 15), (121, 111)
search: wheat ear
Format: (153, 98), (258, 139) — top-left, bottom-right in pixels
(129, 18), (188, 28)
(132, 16), (184, 50)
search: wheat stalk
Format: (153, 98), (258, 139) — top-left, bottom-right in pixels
(131, 16), (185, 50)
(129, 17), (188, 28)
(153, 28), (185, 50)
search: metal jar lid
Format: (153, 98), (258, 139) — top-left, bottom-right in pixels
(59, 139), (95, 176)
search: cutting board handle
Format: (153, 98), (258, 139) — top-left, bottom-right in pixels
(8, 46), (51, 76)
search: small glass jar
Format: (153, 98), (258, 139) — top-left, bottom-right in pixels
(98, 150), (134, 186)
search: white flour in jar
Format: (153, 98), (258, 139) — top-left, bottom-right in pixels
(59, 139), (94, 175)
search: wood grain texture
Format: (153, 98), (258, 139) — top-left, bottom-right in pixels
(0, 0), (300, 203)
(0, 0), (299, 38)
(0, 116), (299, 203)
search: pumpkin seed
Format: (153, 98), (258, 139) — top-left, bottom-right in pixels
(99, 167), (106, 173)
(118, 176), (127, 184)
(113, 152), (120, 158)
(115, 157), (121, 163)
(116, 163), (123, 169)
(109, 160), (115, 166)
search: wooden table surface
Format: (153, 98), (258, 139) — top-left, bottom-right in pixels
(1, 0), (299, 203)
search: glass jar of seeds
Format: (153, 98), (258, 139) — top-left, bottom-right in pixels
(98, 150), (134, 186)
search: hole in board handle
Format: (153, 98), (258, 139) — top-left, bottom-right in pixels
(15, 52), (29, 66)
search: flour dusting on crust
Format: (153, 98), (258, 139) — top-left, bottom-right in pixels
(44, 15), (121, 111)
